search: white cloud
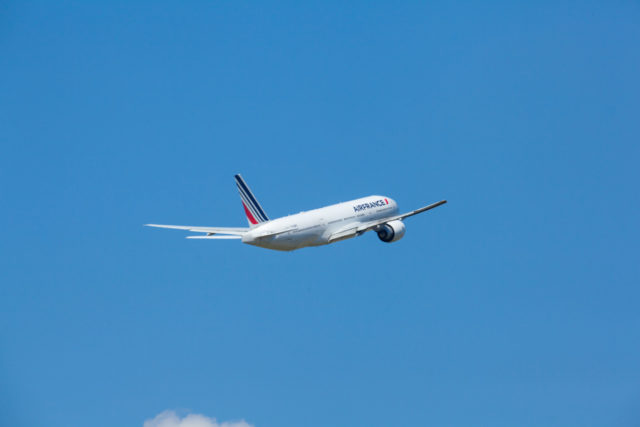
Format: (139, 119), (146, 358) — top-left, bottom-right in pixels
(144, 410), (253, 427)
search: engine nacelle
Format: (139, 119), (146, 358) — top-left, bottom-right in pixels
(377, 220), (406, 243)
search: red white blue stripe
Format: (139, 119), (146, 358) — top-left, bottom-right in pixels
(235, 174), (269, 225)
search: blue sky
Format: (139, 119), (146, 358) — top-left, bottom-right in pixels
(1, 1), (639, 426)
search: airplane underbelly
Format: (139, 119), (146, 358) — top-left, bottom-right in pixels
(249, 236), (296, 251)
(255, 227), (327, 251)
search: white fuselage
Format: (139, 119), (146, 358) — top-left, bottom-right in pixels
(241, 195), (398, 251)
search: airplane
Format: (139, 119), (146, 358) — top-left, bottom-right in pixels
(146, 174), (446, 251)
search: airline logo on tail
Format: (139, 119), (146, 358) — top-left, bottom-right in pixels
(235, 174), (270, 226)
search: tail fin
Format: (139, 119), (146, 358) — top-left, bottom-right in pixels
(235, 174), (270, 226)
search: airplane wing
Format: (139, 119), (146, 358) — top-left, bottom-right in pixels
(357, 200), (447, 233)
(328, 200), (447, 242)
(389, 199), (447, 222)
(145, 224), (249, 236)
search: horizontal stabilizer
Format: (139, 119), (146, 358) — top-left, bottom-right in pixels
(186, 235), (242, 239)
(145, 224), (248, 236)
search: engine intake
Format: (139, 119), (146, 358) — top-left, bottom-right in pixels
(377, 220), (406, 243)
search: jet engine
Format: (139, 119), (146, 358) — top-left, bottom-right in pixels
(376, 220), (406, 243)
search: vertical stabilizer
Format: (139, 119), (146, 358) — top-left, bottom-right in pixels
(234, 174), (270, 226)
